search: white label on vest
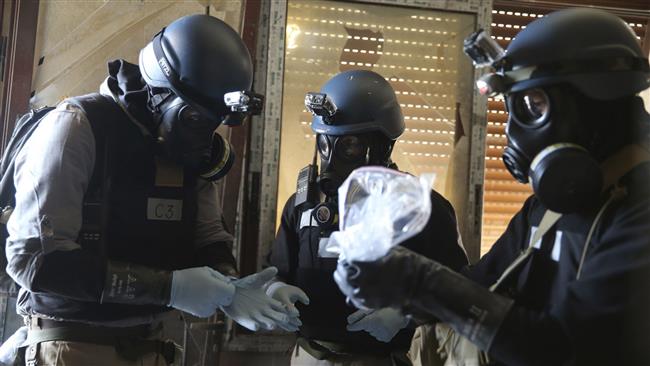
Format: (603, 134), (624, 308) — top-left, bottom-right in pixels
(299, 209), (316, 229)
(147, 198), (183, 221)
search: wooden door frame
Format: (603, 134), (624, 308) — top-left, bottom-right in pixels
(0, 0), (39, 155)
(220, 0), (265, 277)
(255, 0), (493, 265)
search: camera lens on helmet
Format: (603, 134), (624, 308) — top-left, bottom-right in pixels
(511, 88), (550, 127)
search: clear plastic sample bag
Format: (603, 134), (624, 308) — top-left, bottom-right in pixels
(326, 166), (435, 261)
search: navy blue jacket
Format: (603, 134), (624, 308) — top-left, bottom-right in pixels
(270, 188), (468, 355)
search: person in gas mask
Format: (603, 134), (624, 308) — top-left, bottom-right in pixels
(334, 8), (650, 366)
(3, 14), (289, 365)
(266, 70), (468, 365)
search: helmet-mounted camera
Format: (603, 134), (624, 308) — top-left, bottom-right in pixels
(224, 91), (264, 115)
(463, 29), (511, 96)
(305, 92), (338, 124)
(464, 29), (506, 68)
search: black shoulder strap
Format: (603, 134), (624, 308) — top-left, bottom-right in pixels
(66, 93), (125, 255)
(66, 93), (122, 197)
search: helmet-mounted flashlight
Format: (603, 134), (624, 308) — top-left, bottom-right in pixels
(476, 73), (508, 96)
(305, 92), (338, 124)
(463, 29), (506, 67)
(224, 91), (264, 115)
(464, 29), (512, 96)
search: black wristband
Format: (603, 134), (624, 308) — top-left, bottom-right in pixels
(100, 261), (172, 306)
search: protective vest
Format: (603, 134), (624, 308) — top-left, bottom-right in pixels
(271, 177), (466, 356)
(291, 205), (414, 354)
(25, 93), (198, 323)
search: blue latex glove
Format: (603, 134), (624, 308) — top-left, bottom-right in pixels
(168, 266), (235, 318)
(222, 267), (291, 331)
(266, 281), (310, 332)
(346, 307), (409, 343)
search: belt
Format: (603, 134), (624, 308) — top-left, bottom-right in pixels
(25, 317), (177, 364)
(297, 337), (362, 360)
(28, 317), (152, 333)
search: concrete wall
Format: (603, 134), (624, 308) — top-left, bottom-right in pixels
(30, 0), (243, 107)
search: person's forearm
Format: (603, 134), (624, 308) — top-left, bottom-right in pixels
(410, 261), (571, 365)
(100, 260), (172, 305)
(406, 260), (514, 351)
(31, 250), (171, 306)
(26, 249), (104, 301)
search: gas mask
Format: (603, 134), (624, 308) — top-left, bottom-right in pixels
(154, 95), (235, 181)
(462, 28), (629, 214)
(502, 85), (603, 213)
(316, 134), (370, 197)
(151, 89), (263, 181)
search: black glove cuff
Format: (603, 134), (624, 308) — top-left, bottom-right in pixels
(100, 261), (172, 306)
(408, 263), (514, 351)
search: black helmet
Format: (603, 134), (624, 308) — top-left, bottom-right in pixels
(139, 14), (254, 121)
(309, 70), (404, 139)
(306, 70), (404, 197)
(498, 8), (650, 100)
(463, 8), (650, 213)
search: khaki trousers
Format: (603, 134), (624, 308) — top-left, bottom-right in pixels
(290, 345), (401, 366)
(25, 340), (168, 366)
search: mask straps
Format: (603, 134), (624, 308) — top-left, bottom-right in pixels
(575, 144), (650, 279)
(489, 143), (650, 290)
(438, 209), (562, 363)
(489, 210), (562, 292)
(600, 144), (650, 189)
(312, 139), (319, 169)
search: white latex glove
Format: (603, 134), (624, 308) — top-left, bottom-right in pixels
(169, 266), (235, 318)
(0, 326), (27, 365)
(266, 281), (310, 332)
(346, 307), (409, 343)
(221, 267), (290, 331)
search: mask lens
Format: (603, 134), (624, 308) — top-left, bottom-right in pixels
(512, 88), (550, 126)
(335, 135), (366, 161)
(317, 134), (331, 158)
(179, 105), (213, 128)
